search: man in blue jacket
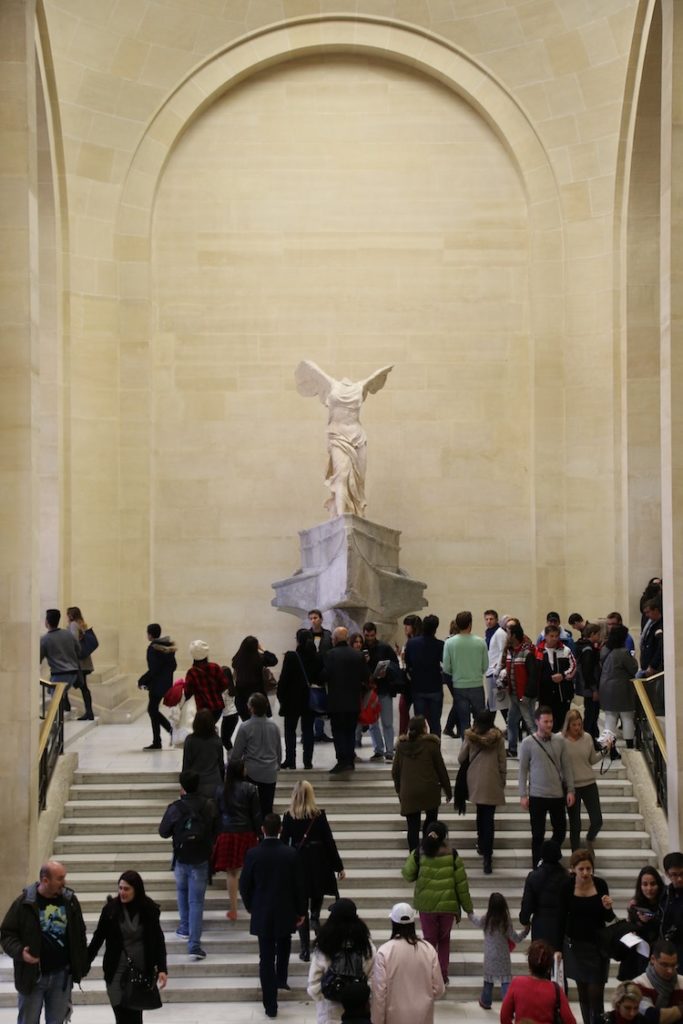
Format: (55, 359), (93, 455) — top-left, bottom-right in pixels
(240, 813), (306, 1018)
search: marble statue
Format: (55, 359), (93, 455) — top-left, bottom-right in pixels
(295, 360), (393, 518)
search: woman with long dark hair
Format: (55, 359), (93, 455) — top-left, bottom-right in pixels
(617, 866), (664, 981)
(277, 628), (321, 770)
(307, 898), (375, 1024)
(181, 708), (224, 797)
(281, 780), (345, 961)
(392, 715), (451, 852)
(500, 940), (576, 1024)
(66, 605), (95, 720)
(231, 635), (278, 721)
(212, 760), (261, 922)
(371, 903), (443, 1024)
(88, 870), (167, 1024)
(402, 819), (472, 985)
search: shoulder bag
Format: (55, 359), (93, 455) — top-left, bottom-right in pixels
(531, 735), (567, 797)
(121, 955), (162, 1011)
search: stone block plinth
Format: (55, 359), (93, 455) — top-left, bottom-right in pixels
(271, 515), (427, 634)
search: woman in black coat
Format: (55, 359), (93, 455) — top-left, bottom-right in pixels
(88, 871), (167, 1024)
(277, 629), (321, 770)
(518, 838), (569, 951)
(280, 780), (345, 962)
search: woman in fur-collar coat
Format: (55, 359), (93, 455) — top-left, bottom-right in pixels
(457, 709), (506, 874)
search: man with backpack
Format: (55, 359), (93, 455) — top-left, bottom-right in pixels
(159, 770), (218, 960)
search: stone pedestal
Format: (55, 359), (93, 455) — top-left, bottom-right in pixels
(272, 515), (427, 634)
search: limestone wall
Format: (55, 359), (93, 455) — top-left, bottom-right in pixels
(37, 0), (651, 666)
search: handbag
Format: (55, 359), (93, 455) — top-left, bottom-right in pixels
(453, 755), (469, 815)
(596, 918), (633, 960)
(121, 956), (162, 1011)
(552, 981), (562, 1024)
(309, 685), (328, 714)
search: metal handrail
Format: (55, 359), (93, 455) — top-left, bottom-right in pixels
(38, 680), (66, 759)
(38, 680), (66, 811)
(632, 671), (666, 763)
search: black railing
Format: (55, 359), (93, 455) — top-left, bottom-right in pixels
(633, 672), (667, 812)
(38, 680), (65, 812)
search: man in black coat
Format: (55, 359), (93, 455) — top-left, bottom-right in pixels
(140, 622), (177, 750)
(322, 626), (370, 774)
(240, 813), (307, 1018)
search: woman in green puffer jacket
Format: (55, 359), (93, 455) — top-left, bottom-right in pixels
(402, 820), (472, 985)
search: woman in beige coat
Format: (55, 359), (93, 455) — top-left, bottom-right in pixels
(371, 902), (444, 1024)
(457, 709), (506, 875)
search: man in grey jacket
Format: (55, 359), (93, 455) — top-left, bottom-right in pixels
(40, 608), (82, 716)
(519, 704), (575, 867)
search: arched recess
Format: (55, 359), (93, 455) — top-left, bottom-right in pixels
(613, 0), (663, 622)
(114, 16), (564, 656)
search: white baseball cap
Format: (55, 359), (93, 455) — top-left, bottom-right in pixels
(389, 902), (415, 924)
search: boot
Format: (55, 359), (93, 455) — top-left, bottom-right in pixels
(78, 683), (95, 720)
(626, 738), (634, 749)
(483, 856), (492, 875)
(298, 919), (310, 962)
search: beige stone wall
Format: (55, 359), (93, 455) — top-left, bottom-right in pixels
(35, 0), (651, 664)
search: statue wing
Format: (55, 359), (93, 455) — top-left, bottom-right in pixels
(361, 364), (393, 398)
(295, 360), (335, 404)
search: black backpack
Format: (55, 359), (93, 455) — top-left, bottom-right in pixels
(172, 800), (212, 864)
(320, 941), (369, 1005)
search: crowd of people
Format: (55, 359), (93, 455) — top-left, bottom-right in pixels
(22, 579), (673, 1024)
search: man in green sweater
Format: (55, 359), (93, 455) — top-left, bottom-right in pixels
(442, 611), (489, 738)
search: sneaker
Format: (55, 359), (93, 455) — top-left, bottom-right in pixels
(384, 753), (394, 762)
(190, 948), (207, 960)
(369, 752), (385, 761)
(442, 729), (457, 739)
(478, 1000), (492, 1010)
(315, 734), (333, 743)
(176, 928), (189, 938)
(506, 749), (517, 758)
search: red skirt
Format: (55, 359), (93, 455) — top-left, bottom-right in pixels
(212, 831), (259, 872)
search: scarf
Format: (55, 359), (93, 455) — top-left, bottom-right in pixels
(646, 960), (677, 1007)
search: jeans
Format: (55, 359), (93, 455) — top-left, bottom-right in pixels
(405, 807), (438, 852)
(330, 711), (357, 767)
(568, 782), (603, 849)
(18, 968), (72, 1024)
(476, 803), (496, 859)
(174, 859), (208, 952)
(419, 912), (454, 981)
(377, 693), (395, 754)
(258, 934), (292, 1014)
(604, 710), (635, 741)
(449, 685), (485, 737)
(506, 694), (536, 753)
(148, 691), (172, 745)
(284, 709), (314, 767)
(480, 979), (510, 1007)
(413, 692), (443, 737)
(528, 795), (567, 867)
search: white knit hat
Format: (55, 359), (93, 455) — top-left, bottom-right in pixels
(189, 639), (209, 661)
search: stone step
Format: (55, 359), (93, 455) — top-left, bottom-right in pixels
(52, 838), (655, 874)
(54, 827), (651, 857)
(67, 775), (634, 799)
(0, 965), (636, 1008)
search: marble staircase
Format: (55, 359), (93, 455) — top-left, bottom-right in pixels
(0, 753), (657, 1008)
